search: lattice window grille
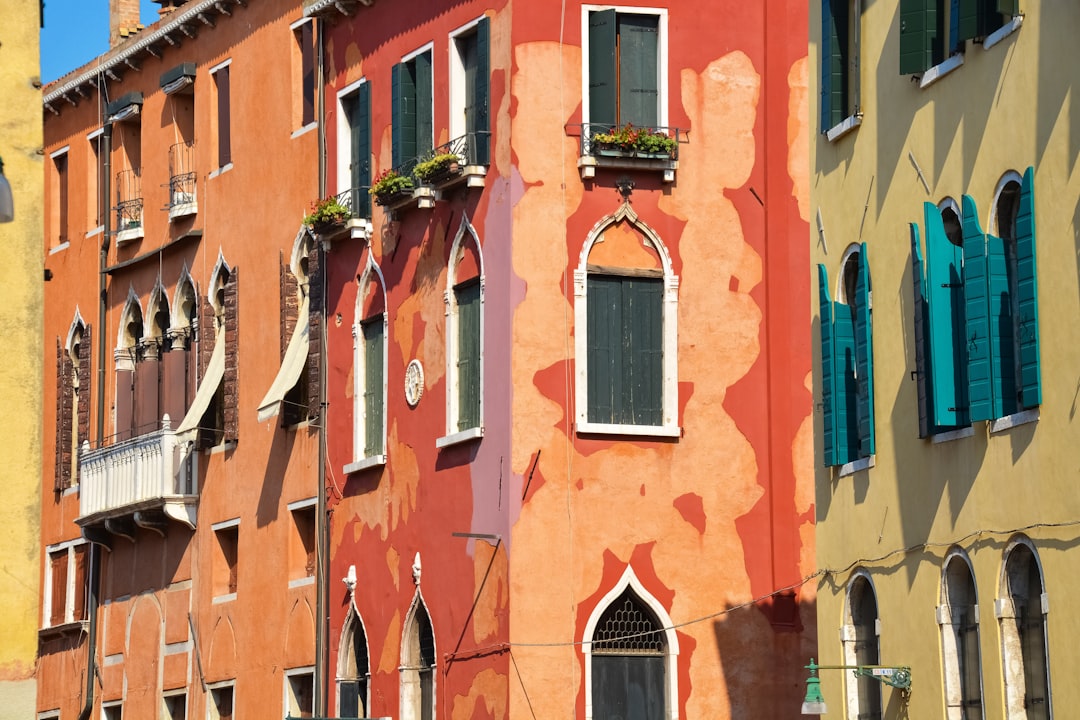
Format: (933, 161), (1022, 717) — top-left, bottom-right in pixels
(593, 592), (666, 655)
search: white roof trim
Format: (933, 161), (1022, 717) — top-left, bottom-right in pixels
(176, 327), (225, 435)
(256, 299), (310, 423)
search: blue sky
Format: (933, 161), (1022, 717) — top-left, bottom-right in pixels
(41, 0), (161, 83)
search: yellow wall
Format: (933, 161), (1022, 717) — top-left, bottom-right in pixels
(811, 1), (1080, 716)
(0, 0), (43, 711)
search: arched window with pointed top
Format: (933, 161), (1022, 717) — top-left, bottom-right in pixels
(114, 290), (144, 442)
(401, 594), (436, 720)
(999, 538), (1051, 720)
(347, 251), (387, 472)
(843, 572), (882, 720)
(940, 551), (983, 719)
(338, 605), (371, 718)
(56, 313), (90, 490)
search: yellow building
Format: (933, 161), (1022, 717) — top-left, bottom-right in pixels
(0, 0), (43, 714)
(810, 1), (1080, 718)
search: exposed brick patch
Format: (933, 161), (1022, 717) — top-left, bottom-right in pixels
(223, 268), (239, 442)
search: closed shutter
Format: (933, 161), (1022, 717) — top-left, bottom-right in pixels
(854, 244), (875, 458)
(306, 244), (322, 421)
(72, 545), (88, 621)
(362, 317), (383, 456)
(115, 369), (135, 442)
(1015, 167), (1040, 408)
(456, 280), (482, 431)
(986, 232), (1016, 417)
(626, 278), (663, 426)
(997, 0), (1018, 16)
(588, 9), (618, 128)
(301, 22), (315, 126)
(78, 325), (92, 461)
(355, 83), (372, 218)
(618, 14), (659, 128)
(55, 339), (71, 491)
(962, 195), (993, 422)
(899, 0), (940, 74)
(957, 0), (979, 40)
(587, 275), (620, 423)
(135, 356), (161, 434)
(50, 551), (67, 625)
(161, 346), (188, 429)
(833, 302), (857, 466)
(223, 269), (239, 442)
(925, 203), (968, 428)
(472, 17), (491, 165)
(415, 52), (433, 158)
(818, 266), (838, 465)
(910, 226), (931, 438)
(216, 66), (231, 167)
(392, 62), (414, 168)
(339, 681), (360, 718)
(592, 655), (665, 720)
(822, 0), (849, 130)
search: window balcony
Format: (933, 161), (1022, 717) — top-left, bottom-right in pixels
(167, 141), (197, 220)
(575, 124), (683, 183)
(115, 168), (144, 245)
(77, 415), (198, 543)
(373, 132), (491, 216)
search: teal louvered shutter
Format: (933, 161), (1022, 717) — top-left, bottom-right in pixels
(391, 63), (404, 168)
(833, 301), (857, 465)
(617, 14), (659, 128)
(587, 275), (620, 423)
(911, 225), (931, 438)
(472, 17), (491, 165)
(1015, 167), (1040, 408)
(588, 9), (618, 128)
(818, 266), (838, 465)
(820, 0), (833, 132)
(986, 232), (1016, 417)
(362, 317), (383, 456)
(415, 51), (433, 157)
(925, 203), (968, 427)
(455, 280), (481, 431)
(962, 195), (993, 422)
(957, 0), (978, 40)
(347, 84), (372, 218)
(899, 0), (939, 75)
(626, 278), (663, 426)
(822, 0), (849, 130)
(854, 245), (875, 458)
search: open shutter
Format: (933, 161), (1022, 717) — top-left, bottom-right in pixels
(1015, 167), (1040, 408)
(626, 278), (663, 426)
(49, 551), (67, 625)
(473, 17), (491, 165)
(78, 325), (92, 457)
(962, 195), (993, 422)
(899, 0), (940, 74)
(820, 0), (834, 132)
(55, 339), (71, 491)
(72, 545), (88, 621)
(823, 0), (849, 130)
(911, 225), (931, 438)
(223, 269), (239, 442)
(833, 301), (857, 466)
(415, 51), (433, 157)
(588, 9), (618, 128)
(855, 244), (875, 458)
(949, 0), (961, 52)
(997, 0), (1018, 16)
(348, 84), (372, 218)
(587, 275), (620, 424)
(115, 369), (135, 442)
(957, 0), (978, 40)
(362, 318), (383, 456)
(617, 14), (659, 128)
(925, 203), (968, 427)
(986, 232), (1016, 417)
(392, 63), (416, 168)
(818, 266), (838, 465)
(456, 281), (481, 431)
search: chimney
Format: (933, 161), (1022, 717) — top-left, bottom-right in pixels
(156, 0), (190, 19)
(109, 0), (144, 46)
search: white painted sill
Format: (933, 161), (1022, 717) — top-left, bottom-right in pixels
(86, 225), (104, 238)
(208, 162), (234, 179)
(291, 122), (317, 139)
(931, 426), (975, 444)
(288, 576), (315, 589)
(989, 408), (1039, 433)
(919, 53), (964, 89)
(576, 421), (681, 438)
(212, 592), (237, 605)
(983, 14), (1023, 51)
(838, 455), (874, 477)
(826, 113), (862, 143)
(436, 426), (484, 449)
(343, 454), (386, 474)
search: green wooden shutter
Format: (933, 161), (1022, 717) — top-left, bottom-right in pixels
(362, 317), (383, 456)
(925, 203), (968, 427)
(357, 83), (372, 218)
(949, 0), (961, 53)
(997, 0), (1018, 16)
(414, 51), (433, 158)
(957, 0), (978, 40)
(473, 17), (491, 165)
(617, 14), (659, 128)
(826, 0), (849, 129)
(911, 225), (931, 438)
(588, 9), (618, 128)
(392, 63), (404, 168)
(1015, 167), (1040, 408)
(986, 232), (1016, 417)
(820, 0), (833, 132)
(456, 281), (481, 431)
(587, 275), (620, 424)
(818, 265), (838, 465)
(962, 195), (993, 422)
(855, 245), (875, 458)
(625, 278), (663, 426)
(899, 0), (941, 74)
(833, 301), (857, 465)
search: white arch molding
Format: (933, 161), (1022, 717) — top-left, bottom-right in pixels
(350, 250), (388, 469)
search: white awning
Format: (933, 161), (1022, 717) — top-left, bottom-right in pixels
(257, 299), (310, 423)
(176, 328), (225, 435)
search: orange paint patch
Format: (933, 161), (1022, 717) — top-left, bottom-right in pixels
(379, 610), (401, 674)
(471, 540), (508, 644)
(588, 221), (661, 270)
(451, 668), (508, 720)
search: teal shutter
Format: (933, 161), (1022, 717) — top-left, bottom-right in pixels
(949, 0), (961, 53)
(414, 51), (433, 157)
(820, 0), (833, 132)
(833, 301), (857, 465)
(587, 275), (620, 423)
(472, 17), (491, 165)
(1015, 167), (1041, 408)
(986, 232), (1016, 417)
(391, 63), (404, 168)
(818, 265), (838, 465)
(362, 317), (383, 456)
(911, 225), (931, 438)
(899, 0), (941, 74)
(588, 9), (618, 128)
(455, 280), (481, 431)
(617, 14), (659, 128)
(854, 244), (875, 458)
(347, 83), (372, 218)
(626, 278), (663, 426)
(823, 0), (849, 129)
(962, 195), (993, 422)
(925, 203), (968, 427)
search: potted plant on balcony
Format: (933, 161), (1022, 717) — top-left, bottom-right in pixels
(591, 124), (677, 159)
(413, 152), (462, 185)
(370, 169), (416, 207)
(304, 195), (352, 233)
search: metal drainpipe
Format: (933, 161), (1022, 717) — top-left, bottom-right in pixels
(314, 14), (330, 718)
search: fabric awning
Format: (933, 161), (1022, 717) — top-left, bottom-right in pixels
(175, 328), (225, 435)
(256, 299), (310, 423)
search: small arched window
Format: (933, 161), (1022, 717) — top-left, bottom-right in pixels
(940, 552), (983, 719)
(439, 214), (484, 447)
(999, 540), (1051, 719)
(338, 606), (371, 718)
(843, 573), (881, 719)
(401, 595), (436, 720)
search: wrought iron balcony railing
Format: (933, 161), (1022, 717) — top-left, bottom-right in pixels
(167, 141), (197, 219)
(374, 131), (493, 213)
(573, 124), (683, 183)
(115, 168), (144, 243)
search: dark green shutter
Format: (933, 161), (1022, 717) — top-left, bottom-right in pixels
(818, 265), (838, 465)
(854, 244), (875, 458)
(456, 281), (481, 431)
(362, 317), (383, 456)
(617, 14), (659, 128)
(986, 232), (1016, 417)
(414, 51), (433, 157)
(1015, 167), (1040, 408)
(626, 278), (662, 426)
(925, 202), (968, 427)
(949, 0), (961, 53)
(910, 225), (931, 438)
(957, 0), (978, 40)
(833, 300), (857, 465)
(392, 63), (404, 168)
(899, 0), (941, 74)
(587, 275), (620, 423)
(826, 0), (849, 129)
(997, 0), (1017, 16)
(588, 9), (618, 128)
(347, 84), (372, 219)
(962, 195), (993, 422)
(472, 17), (491, 165)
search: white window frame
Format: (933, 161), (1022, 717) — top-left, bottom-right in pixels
(437, 214), (485, 448)
(211, 518), (240, 604)
(939, 550), (984, 720)
(208, 59), (233, 176)
(101, 700), (123, 720)
(162, 689), (188, 720)
(347, 252), (388, 471)
(574, 204), (679, 437)
(290, 18), (317, 135)
(284, 666), (316, 718)
(336, 77), (369, 197)
(206, 680), (235, 720)
(287, 497), (317, 587)
(43, 538), (87, 628)
(401, 43), (436, 157)
(580, 5), (669, 128)
(448, 17), (485, 143)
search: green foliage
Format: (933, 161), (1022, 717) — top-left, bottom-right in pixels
(591, 124), (677, 156)
(413, 153), (462, 182)
(304, 196), (351, 226)
(369, 169), (415, 198)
